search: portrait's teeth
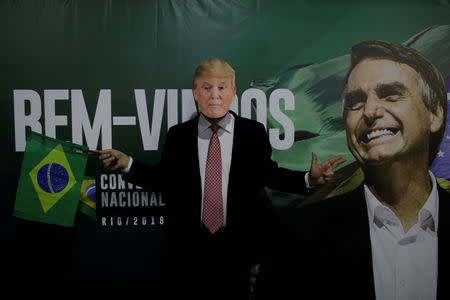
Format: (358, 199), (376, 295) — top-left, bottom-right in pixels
(366, 129), (394, 141)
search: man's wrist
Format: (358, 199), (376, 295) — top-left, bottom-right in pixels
(122, 156), (133, 173)
(305, 172), (314, 188)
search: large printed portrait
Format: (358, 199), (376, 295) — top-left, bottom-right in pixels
(251, 25), (450, 207)
(254, 28), (450, 300)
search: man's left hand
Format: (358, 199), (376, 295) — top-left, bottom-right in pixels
(308, 152), (347, 186)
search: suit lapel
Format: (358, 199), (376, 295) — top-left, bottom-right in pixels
(184, 114), (203, 222)
(228, 112), (241, 186)
(226, 112), (241, 225)
(437, 185), (450, 299)
(345, 186), (376, 298)
(188, 113), (200, 176)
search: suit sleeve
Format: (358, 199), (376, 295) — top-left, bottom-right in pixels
(255, 122), (308, 195)
(122, 126), (176, 191)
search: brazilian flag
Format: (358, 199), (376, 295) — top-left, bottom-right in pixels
(78, 177), (97, 222)
(14, 132), (88, 227)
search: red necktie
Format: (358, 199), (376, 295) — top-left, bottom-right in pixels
(202, 124), (223, 234)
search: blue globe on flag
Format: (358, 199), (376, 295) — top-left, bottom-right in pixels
(86, 183), (96, 202)
(37, 163), (69, 193)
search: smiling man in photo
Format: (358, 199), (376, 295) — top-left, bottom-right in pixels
(256, 40), (450, 300)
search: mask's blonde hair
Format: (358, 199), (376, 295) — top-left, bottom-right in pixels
(193, 58), (235, 88)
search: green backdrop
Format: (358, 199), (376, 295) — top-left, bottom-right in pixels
(2, 0), (449, 297)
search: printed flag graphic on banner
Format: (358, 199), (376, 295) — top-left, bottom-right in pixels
(78, 177), (97, 221)
(14, 132), (88, 227)
(430, 76), (450, 182)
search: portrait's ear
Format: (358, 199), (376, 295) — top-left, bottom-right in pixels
(430, 106), (444, 133)
(193, 88), (198, 102)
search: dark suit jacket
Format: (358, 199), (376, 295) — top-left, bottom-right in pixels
(125, 112), (307, 299)
(256, 183), (450, 300)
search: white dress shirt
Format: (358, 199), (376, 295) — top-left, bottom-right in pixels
(198, 113), (234, 226)
(365, 171), (439, 300)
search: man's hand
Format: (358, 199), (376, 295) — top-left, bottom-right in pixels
(308, 152), (347, 186)
(95, 149), (130, 171)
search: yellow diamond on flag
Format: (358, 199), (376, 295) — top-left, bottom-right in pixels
(29, 144), (76, 213)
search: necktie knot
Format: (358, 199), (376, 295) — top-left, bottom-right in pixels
(210, 124), (220, 134)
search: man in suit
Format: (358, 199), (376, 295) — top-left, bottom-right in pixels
(98, 58), (345, 299)
(256, 40), (449, 299)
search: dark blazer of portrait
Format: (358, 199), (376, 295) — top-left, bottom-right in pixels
(125, 111), (307, 299)
(256, 183), (450, 300)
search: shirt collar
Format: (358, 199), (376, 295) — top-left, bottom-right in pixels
(198, 112), (233, 135)
(364, 171), (439, 233)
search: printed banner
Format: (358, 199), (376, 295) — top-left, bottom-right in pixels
(2, 0), (449, 297)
